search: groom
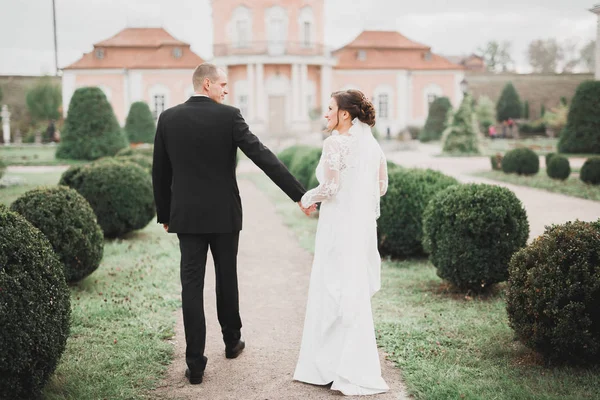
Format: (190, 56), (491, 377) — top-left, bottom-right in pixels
(152, 63), (315, 384)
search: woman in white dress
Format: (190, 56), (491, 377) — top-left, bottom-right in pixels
(293, 90), (389, 396)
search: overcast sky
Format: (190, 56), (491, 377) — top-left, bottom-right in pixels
(0, 0), (597, 75)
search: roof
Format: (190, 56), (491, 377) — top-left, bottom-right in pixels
(336, 30), (430, 51)
(63, 27), (203, 70)
(333, 30), (463, 71)
(95, 27), (189, 47)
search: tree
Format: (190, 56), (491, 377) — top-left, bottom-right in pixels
(477, 41), (514, 72)
(56, 87), (128, 160)
(0, 85), (3, 103)
(496, 82), (522, 122)
(558, 80), (600, 154)
(527, 39), (562, 73)
(560, 39), (580, 73)
(442, 94), (479, 154)
(25, 77), (62, 122)
(581, 40), (595, 73)
(419, 97), (452, 142)
(124, 101), (156, 143)
(523, 100), (530, 119)
(475, 96), (496, 131)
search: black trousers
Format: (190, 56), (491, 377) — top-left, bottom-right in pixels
(177, 232), (243, 372)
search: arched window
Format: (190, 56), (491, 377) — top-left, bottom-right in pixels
(298, 6), (315, 48)
(230, 6), (252, 48)
(265, 6), (288, 55)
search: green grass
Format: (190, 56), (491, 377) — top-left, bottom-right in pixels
(0, 145), (86, 166)
(1, 170), (181, 399)
(474, 170), (600, 202)
(246, 172), (600, 400)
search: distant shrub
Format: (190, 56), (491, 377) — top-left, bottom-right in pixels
(501, 148), (540, 175)
(546, 155), (570, 181)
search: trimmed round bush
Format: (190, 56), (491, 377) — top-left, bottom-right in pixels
(124, 101), (156, 144)
(501, 148), (540, 175)
(0, 205), (71, 399)
(507, 220), (600, 364)
(423, 184), (529, 291)
(10, 186), (104, 283)
(580, 156), (600, 185)
(56, 86), (128, 160)
(490, 153), (503, 171)
(289, 147), (322, 189)
(277, 145), (313, 169)
(378, 168), (459, 258)
(116, 154), (152, 174)
(419, 96), (452, 142)
(558, 80), (600, 154)
(546, 155), (570, 180)
(60, 160), (155, 237)
(545, 152), (556, 167)
(116, 145), (154, 158)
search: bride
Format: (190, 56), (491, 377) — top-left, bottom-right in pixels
(293, 89), (389, 395)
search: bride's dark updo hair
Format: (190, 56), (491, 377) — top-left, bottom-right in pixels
(331, 89), (376, 128)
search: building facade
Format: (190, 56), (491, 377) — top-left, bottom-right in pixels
(63, 1), (465, 137)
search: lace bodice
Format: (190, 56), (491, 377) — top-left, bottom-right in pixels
(300, 133), (388, 210)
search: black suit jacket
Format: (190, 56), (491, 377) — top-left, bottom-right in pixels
(152, 96), (306, 234)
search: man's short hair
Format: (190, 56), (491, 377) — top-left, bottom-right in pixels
(192, 63), (220, 91)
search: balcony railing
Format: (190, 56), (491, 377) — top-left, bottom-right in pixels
(213, 41), (331, 57)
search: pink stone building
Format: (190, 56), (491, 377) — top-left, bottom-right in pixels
(63, 1), (465, 137)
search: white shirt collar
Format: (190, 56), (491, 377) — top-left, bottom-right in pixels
(192, 94), (209, 97)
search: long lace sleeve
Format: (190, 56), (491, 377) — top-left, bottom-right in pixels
(379, 149), (388, 196)
(301, 138), (341, 208)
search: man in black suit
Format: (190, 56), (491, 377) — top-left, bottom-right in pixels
(152, 63), (316, 384)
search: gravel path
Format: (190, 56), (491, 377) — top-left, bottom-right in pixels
(154, 178), (409, 400)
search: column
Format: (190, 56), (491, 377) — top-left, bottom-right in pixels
(291, 64), (300, 121)
(406, 71), (413, 126)
(320, 65), (332, 117)
(246, 63), (255, 121)
(300, 64), (309, 121)
(123, 69), (131, 120)
(256, 63), (265, 122)
(1, 105), (10, 145)
(61, 71), (76, 117)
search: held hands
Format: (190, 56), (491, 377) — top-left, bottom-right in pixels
(162, 223), (169, 232)
(298, 201), (317, 216)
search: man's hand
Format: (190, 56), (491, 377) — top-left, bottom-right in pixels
(298, 202), (317, 216)
(162, 223), (169, 232)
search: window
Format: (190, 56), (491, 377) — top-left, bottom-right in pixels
(427, 93), (437, 109)
(95, 48), (105, 59)
(153, 94), (165, 119)
(303, 21), (311, 47)
(172, 47), (182, 58)
(378, 94), (389, 119)
(357, 50), (366, 61)
(236, 20), (249, 47)
(424, 51), (432, 61)
(239, 95), (248, 117)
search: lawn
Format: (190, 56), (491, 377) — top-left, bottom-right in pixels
(246, 172), (600, 400)
(474, 170), (600, 202)
(0, 170), (181, 399)
(0, 145), (86, 166)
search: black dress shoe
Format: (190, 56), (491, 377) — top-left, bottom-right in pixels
(185, 368), (203, 384)
(225, 339), (245, 359)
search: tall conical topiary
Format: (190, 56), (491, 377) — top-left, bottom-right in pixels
(496, 82), (522, 122)
(56, 87), (128, 160)
(419, 97), (452, 142)
(124, 101), (156, 144)
(558, 81), (600, 154)
(442, 94), (480, 154)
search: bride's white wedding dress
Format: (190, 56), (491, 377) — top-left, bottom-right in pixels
(293, 119), (389, 396)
